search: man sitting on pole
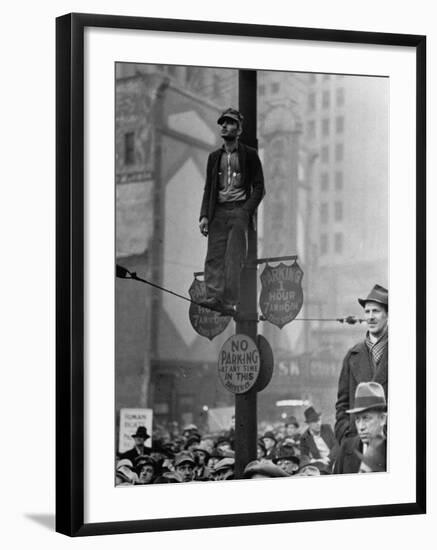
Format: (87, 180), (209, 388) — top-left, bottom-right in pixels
(199, 108), (265, 314)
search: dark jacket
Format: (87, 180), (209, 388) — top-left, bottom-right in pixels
(333, 435), (387, 474)
(335, 341), (388, 444)
(333, 435), (362, 474)
(299, 424), (338, 467)
(199, 142), (265, 223)
(118, 445), (151, 463)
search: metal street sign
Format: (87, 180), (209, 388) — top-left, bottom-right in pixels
(218, 334), (260, 394)
(259, 261), (304, 328)
(252, 335), (274, 392)
(188, 278), (231, 340)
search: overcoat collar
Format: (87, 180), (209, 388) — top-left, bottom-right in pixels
(349, 341), (388, 386)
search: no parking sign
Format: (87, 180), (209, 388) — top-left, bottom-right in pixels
(218, 334), (260, 394)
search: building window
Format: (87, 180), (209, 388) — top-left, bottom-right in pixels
(336, 116), (344, 133)
(335, 143), (343, 162)
(259, 84), (265, 95)
(334, 232), (343, 253)
(321, 145), (329, 163)
(335, 171), (343, 190)
(124, 132), (135, 165)
(320, 233), (328, 255)
(336, 87), (345, 107)
(322, 90), (330, 108)
(322, 118), (330, 136)
(323, 74), (330, 81)
(334, 201), (343, 221)
(321, 172), (329, 191)
(320, 202), (329, 224)
(212, 74), (221, 97)
(271, 82), (280, 94)
(309, 73), (317, 84)
(307, 120), (316, 139)
(308, 92), (316, 111)
(185, 66), (196, 85)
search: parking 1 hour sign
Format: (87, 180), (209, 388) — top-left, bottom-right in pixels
(218, 334), (260, 394)
(259, 261), (304, 328)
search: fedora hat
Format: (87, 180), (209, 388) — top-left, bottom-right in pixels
(358, 284), (388, 308)
(192, 441), (211, 460)
(214, 457), (235, 474)
(217, 107), (244, 126)
(185, 433), (201, 448)
(182, 423), (198, 433)
(116, 458), (134, 470)
(216, 435), (232, 448)
(286, 416), (299, 428)
(262, 430), (277, 443)
(243, 459), (289, 478)
(131, 426), (150, 439)
(304, 406), (321, 423)
(346, 381), (387, 414)
(273, 445), (300, 466)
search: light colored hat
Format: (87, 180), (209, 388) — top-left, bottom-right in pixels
(116, 464), (139, 484)
(243, 459), (289, 478)
(182, 423), (198, 432)
(192, 441), (211, 458)
(116, 458), (134, 469)
(174, 451), (196, 467)
(346, 381), (387, 414)
(214, 457), (235, 473)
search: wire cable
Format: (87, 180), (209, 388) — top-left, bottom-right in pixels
(116, 264), (365, 324)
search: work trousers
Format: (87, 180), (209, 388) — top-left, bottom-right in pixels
(204, 202), (249, 305)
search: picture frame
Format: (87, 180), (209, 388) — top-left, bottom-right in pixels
(56, 12), (426, 537)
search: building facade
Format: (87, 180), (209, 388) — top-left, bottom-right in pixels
(115, 64), (388, 431)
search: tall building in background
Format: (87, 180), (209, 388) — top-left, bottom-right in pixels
(116, 63), (238, 107)
(303, 73), (388, 355)
(115, 63), (388, 428)
(255, 71), (388, 421)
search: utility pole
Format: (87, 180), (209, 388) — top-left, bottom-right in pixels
(234, 70), (258, 478)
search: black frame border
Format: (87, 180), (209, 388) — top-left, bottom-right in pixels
(56, 12), (426, 537)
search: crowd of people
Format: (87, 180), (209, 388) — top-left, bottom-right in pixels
(116, 283), (389, 486)
(116, 412), (327, 485)
(115, 387), (385, 486)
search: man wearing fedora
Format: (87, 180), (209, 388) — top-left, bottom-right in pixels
(273, 444), (300, 475)
(334, 381), (387, 474)
(243, 459), (290, 479)
(199, 107), (265, 313)
(261, 430), (278, 460)
(299, 406), (338, 472)
(119, 425), (151, 463)
(335, 284), (388, 444)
